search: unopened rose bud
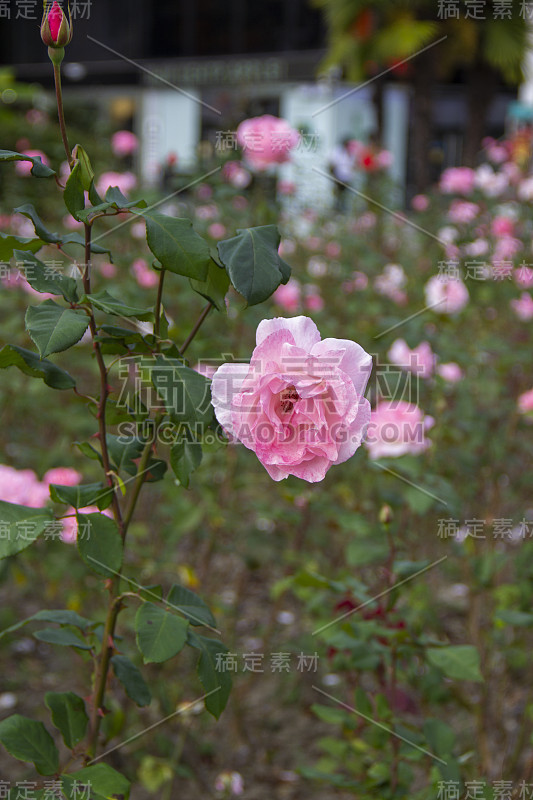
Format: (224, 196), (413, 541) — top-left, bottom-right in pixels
(41, 1), (72, 50)
(379, 504), (393, 525)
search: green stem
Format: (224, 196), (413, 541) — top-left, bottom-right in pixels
(180, 302), (213, 355)
(53, 62), (72, 166)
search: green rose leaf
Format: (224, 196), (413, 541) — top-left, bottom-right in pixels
(83, 290), (154, 321)
(26, 300), (89, 359)
(61, 764), (130, 800)
(187, 632), (232, 719)
(0, 233), (43, 261)
(426, 645), (483, 682)
(106, 434), (145, 476)
(217, 225), (291, 306)
(135, 602), (189, 664)
(0, 608), (92, 641)
(49, 482), (114, 511)
(13, 250), (78, 303)
(0, 150), (56, 177)
(111, 654), (152, 707)
(45, 691), (89, 749)
(190, 257), (230, 311)
(149, 356), (214, 428)
(169, 439), (202, 489)
(167, 584), (217, 628)
(0, 501), (53, 560)
(0, 344), (76, 389)
(33, 628), (92, 650)
(64, 161), (86, 220)
(76, 513), (123, 578)
(0, 715), (59, 775)
(14, 204), (62, 243)
(144, 213), (211, 280)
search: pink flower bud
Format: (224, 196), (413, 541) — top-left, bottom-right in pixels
(41, 1), (72, 49)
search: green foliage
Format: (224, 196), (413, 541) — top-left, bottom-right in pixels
(45, 691), (89, 748)
(0, 715), (59, 775)
(0, 501), (53, 559)
(187, 631), (232, 719)
(135, 602), (189, 663)
(25, 300), (89, 358)
(111, 654), (152, 707)
(76, 513), (123, 577)
(144, 213), (211, 279)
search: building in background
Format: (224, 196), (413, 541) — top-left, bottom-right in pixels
(2, 0), (519, 203)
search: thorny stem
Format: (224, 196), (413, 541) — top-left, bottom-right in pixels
(53, 62), (72, 166)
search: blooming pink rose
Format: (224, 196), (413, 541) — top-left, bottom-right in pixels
(210, 317), (372, 482)
(437, 362), (463, 383)
(464, 238), (489, 257)
(493, 236), (522, 261)
(304, 287), (324, 312)
(425, 275), (469, 314)
(518, 388), (533, 416)
(43, 467), (82, 486)
(365, 401), (434, 459)
(272, 280), (301, 313)
(411, 194), (429, 211)
(111, 130), (138, 157)
(222, 161), (252, 189)
(511, 292), (533, 321)
(439, 167), (476, 195)
(388, 339), (435, 378)
(131, 258), (158, 289)
(15, 150), (50, 177)
(96, 171), (137, 198)
(325, 241), (342, 259)
(236, 115), (300, 171)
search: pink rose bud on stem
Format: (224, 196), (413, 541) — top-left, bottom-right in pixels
(41, 1), (72, 58)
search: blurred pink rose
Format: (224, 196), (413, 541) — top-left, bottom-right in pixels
(475, 165), (508, 196)
(304, 286), (324, 312)
(278, 179), (296, 196)
(131, 258), (158, 288)
(222, 161), (251, 189)
(197, 183), (214, 200)
(493, 236), (522, 261)
(440, 167), (476, 195)
(325, 241), (342, 259)
(15, 150), (50, 177)
(518, 388), (533, 417)
(515, 264), (533, 289)
(437, 362), (463, 383)
(210, 316), (372, 482)
(511, 292), (533, 320)
(411, 194), (429, 211)
(0, 465), (49, 508)
(96, 171), (137, 197)
(111, 130), (138, 157)
(425, 275), (469, 314)
(208, 222), (227, 239)
(195, 204), (218, 220)
(491, 216), (514, 237)
(272, 279), (301, 312)
(236, 115), (300, 171)
(388, 339), (435, 378)
(464, 238), (489, 257)
(43, 467), (82, 486)
(365, 401), (434, 459)
(98, 261), (117, 279)
(448, 200), (479, 225)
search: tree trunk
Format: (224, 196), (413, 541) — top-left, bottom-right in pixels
(463, 62), (498, 167)
(411, 49), (435, 192)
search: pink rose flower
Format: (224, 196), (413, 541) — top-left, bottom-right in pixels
(365, 401), (434, 459)
(96, 171), (137, 198)
(207, 223), (227, 240)
(518, 388), (533, 416)
(236, 115), (300, 171)
(448, 200), (479, 225)
(437, 362), (463, 383)
(304, 287), (324, 312)
(515, 264), (533, 289)
(325, 241), (342, 259)
(131, 258), (158, 289)
(388, 339), (435, 378)
(98, 261), (117, 278)
(15, 150), (50, 177)
(492, 215), (514, 237)
(511, 292), (533, 320)
(0, 465), (49, 508)
(425, 275), (469, 314)
(411, 194), (429, 211)
(210, 317), (372, 482)
(439, 167), (476, 195)
(111, 130), (138, 157)
(43, 467), (82, 487)
(221, 161), (251, 189)
(272, 279), (301, 313)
